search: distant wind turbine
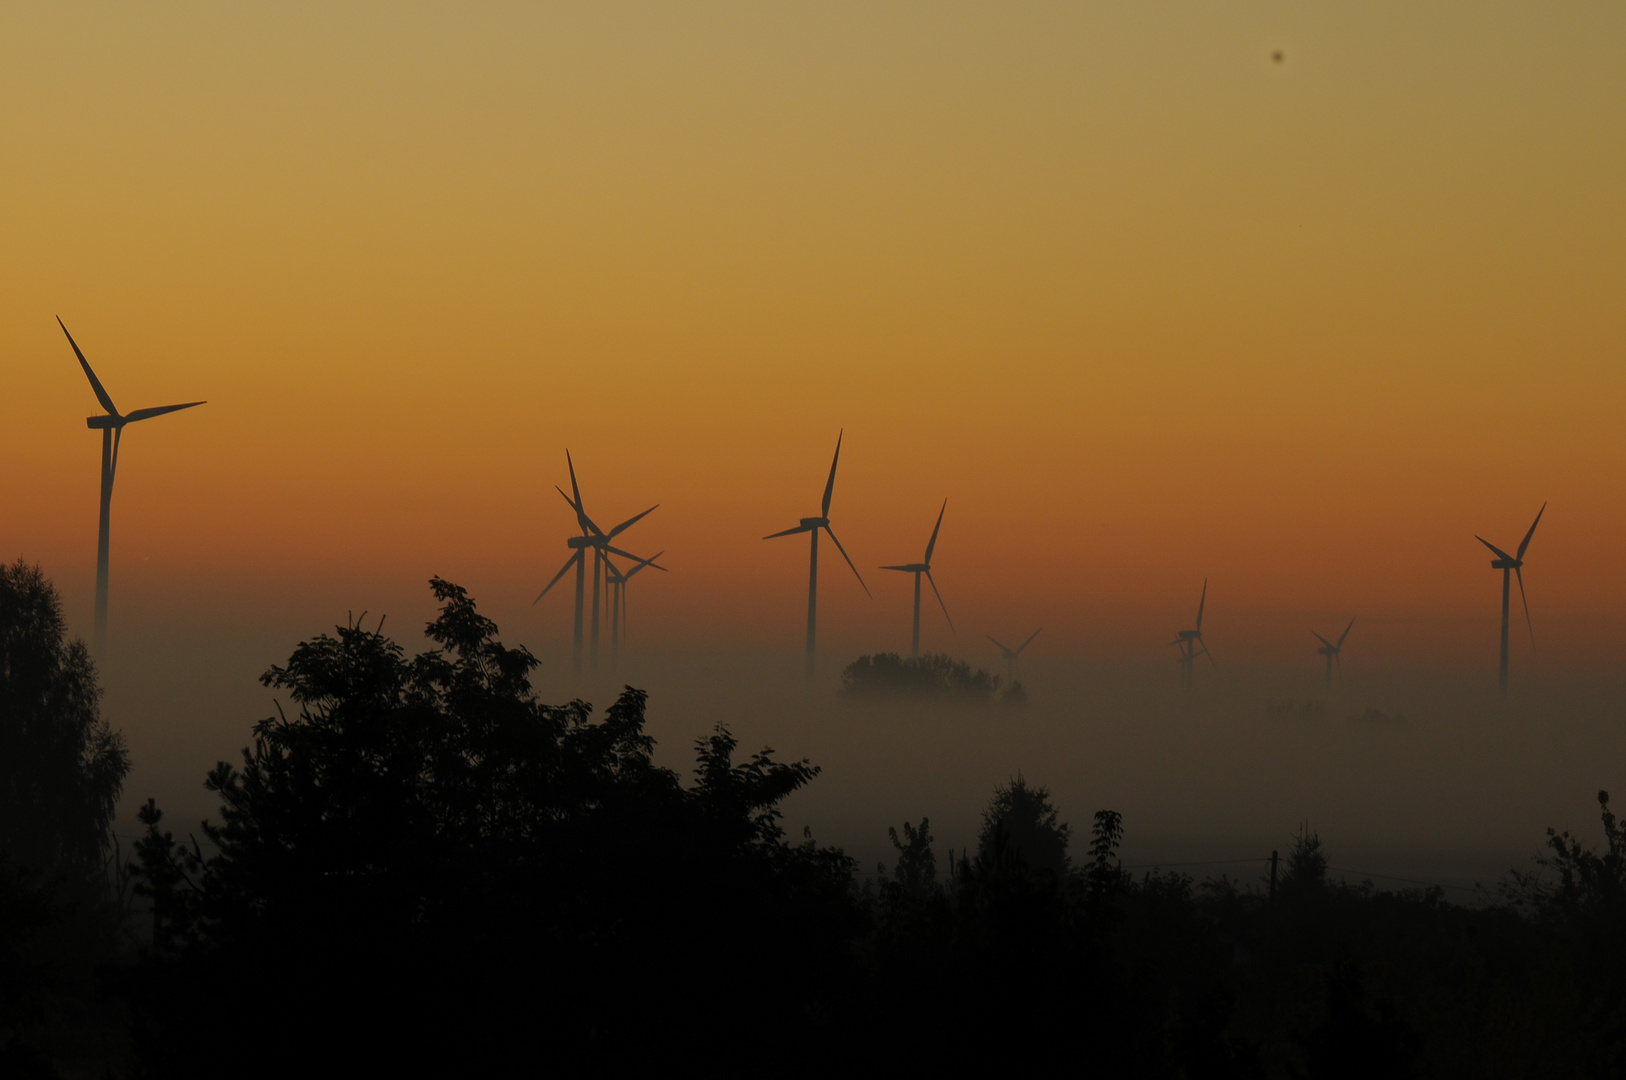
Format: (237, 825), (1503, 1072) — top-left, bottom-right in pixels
(1476, 502), (1544, 693)
(1170, 579), (1215, 686)
(532, 451), (661, 671)
(58, 318), (205, 648)
(764, 431), (871, 677)
(1312, 617), (1355, 691)
(604, 550), (662, 668)
(881, 499), (953, 658)
(987, 629), (1040, 682)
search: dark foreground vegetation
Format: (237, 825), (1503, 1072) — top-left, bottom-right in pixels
(7, 564), (1626, 1076)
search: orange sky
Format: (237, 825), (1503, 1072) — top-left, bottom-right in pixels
(4, 3), (1625, 676)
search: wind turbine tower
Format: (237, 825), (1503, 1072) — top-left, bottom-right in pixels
(533, 451), (661, 672)
(1476, 503), (1544, 693)
(987, 629), (1040, 682)
(764, 431), (871, 677)
(881, 499), (953, 658)
(58, 319), (205, 648)
(1170, 579), (1215, 687)
(1312, 617), (1355, 691)
(604, 551), (662, 668)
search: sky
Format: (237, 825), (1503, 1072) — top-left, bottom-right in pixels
(3, 4), (1625, 867)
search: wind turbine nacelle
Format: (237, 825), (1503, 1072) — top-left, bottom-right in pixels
(567, 536), (593, 549)
(86, 415), (122, 429)
(1491, 558), (1519, 569)
(800, 517), (828, 529)
(1177, 630), (1201, 641)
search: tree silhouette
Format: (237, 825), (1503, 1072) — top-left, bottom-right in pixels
(129, 578), (858, 1074)
(887, 817), (938, 899)
(0, 559), (128, 880)
(976, 774), (1071, 879)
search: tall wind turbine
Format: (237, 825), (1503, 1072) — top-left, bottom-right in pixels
(764, 431), (871, 677)
(533, 451), (661, 672)
(1312, 617), (1355, 691)
(604, 550), (662, 668)
(880, 499), (953, 658)
(1170, 579), (1215, 687)
(58, 318), (205, 648)
(987, 629), (1040, 682)
(1476, 502), (1544, 693)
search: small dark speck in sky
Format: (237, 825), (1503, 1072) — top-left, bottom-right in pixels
(1272, 50), (1285, 63)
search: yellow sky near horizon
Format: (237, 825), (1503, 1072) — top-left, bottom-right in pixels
(3, 2), (1624, 673)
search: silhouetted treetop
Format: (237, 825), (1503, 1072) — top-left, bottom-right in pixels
(977, 774), (1071, 879)
(130, 578), (857, 1071)
(0, 559), (128, 877)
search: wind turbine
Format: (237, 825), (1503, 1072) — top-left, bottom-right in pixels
(880, 499), (953, 658)
(1169, 579), (1215, 687)
(764, 431), (871, 677)
(604, 550), (662, 668)
(58, 318), (205, 648)
(532, 451), (661, 672)
(1312, 617), (1355, 691)
(1476, 502), (1544, 693)
(987, 629), (1040, 682)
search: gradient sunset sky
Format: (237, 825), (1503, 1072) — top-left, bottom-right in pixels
(4, 2), (1624, 675)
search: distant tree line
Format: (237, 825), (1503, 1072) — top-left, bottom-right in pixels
(841, 650), (1026, 706)
(8, 565), (1626, 1075)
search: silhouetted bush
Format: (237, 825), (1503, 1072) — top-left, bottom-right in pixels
(840, 651), (1000, 702)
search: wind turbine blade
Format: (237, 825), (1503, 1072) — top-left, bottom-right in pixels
(764, 524), (814, 539)
(1517, 502), (1546, 561)
(123, 401), (205, 423)
(1017, 629), (1041, 654)
(923, 498), (946, 564)
(1475, 535), (1515, 562)
(57, 318), (119, 416)
(608, 504), (659, 539)
(625, 551), (664, 579)
(822, 525), (870, 598)
(1201, 642), (1218, 669)
(532, 552), (580, 605)
(987, 635), (1013, 655)
(565, 450), (600, 535)
(1312, 631), (1336, 649)
(925, 569), (954, 632)
(555, 484), (604, 537)
(821, 431), (842, 518)
(1337, 616), (1356, 648)
(1515, 565), (1535, 652)
(1196, 579), (1208, 630)
(605, 545), (666, 571)
(879, 564), (915, 572)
